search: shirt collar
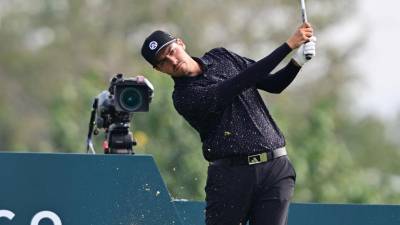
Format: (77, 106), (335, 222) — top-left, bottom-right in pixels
(193, 55), (213, 72)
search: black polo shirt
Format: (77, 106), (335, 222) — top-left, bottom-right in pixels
(172, 43), (300, 161)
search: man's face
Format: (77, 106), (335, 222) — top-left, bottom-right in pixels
(154, 39), (192, 78)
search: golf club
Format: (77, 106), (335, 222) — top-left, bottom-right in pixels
(300, 0), (313, 60)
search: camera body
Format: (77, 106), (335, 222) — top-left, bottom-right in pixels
(110, 73), (153, 113)
(89, 73), (153, 154)
(113, 78), (152, 112)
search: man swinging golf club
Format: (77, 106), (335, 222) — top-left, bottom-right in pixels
(141, 17), (316, 225)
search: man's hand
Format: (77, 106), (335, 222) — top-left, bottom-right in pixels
(292, 36), (316, 67)
(286, 22), (314, 49)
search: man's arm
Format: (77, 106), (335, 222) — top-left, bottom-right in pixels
(175, 23), (314, 114)
(255, 60), (301, 93)
(253, 35), (317, 93)
(176, 43), (293, 115)
(229, 51), (301, 94)
(212, 43), (292, 106)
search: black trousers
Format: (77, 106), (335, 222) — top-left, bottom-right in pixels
(205, 156), (296, 225)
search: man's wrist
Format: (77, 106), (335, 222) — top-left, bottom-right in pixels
(286, 40), (295, 49)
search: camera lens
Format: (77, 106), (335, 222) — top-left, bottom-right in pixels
(119, 87), (143, 112)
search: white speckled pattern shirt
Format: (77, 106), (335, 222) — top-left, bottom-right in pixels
(172, 43), (300, 161)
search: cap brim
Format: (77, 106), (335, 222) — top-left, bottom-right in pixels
(155, 39), (177, 56)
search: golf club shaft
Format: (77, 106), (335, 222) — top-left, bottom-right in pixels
(300, 0), (312, 60)
(300, 0), (308, 23)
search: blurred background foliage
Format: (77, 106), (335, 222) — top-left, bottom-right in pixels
(0, 0), (399, 203)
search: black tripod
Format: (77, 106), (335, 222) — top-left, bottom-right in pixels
(86, 98), (136, 154)
(103, 123), (136, 154)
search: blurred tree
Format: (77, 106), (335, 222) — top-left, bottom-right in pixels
(0, 0), (399, 202)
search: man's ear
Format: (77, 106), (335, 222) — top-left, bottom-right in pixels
(176, 38), (186, 50)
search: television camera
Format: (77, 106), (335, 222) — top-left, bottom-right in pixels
(86, 73), (153, 154)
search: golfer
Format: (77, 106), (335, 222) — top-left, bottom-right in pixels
(141, 22), (316, 225)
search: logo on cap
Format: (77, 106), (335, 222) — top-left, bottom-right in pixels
(149, 41), (158, 50)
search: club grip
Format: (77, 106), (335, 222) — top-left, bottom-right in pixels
(304, 40), (313, 60)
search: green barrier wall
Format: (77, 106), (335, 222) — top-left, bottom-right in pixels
(289, 203), (400, 225)
(0, 153), (183, 225)
(173, 198), (400, 225)
(1, 152), (400, 225)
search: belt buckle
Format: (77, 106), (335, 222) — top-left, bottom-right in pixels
(248, 153), (268, 165)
